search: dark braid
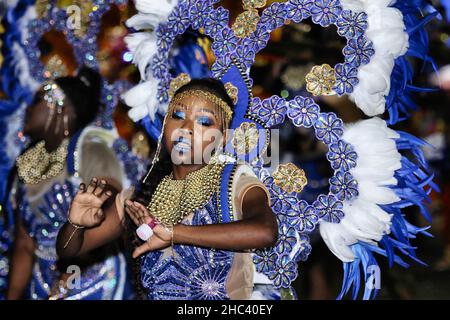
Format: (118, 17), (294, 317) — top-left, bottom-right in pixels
(124, 148), (172, 299)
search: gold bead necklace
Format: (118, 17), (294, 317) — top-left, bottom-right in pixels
(146, 162), (226, 226)
(16, 139), (69, 185)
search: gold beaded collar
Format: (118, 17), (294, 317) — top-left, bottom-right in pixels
(17, 139), (69, 185)
(146, 162), (226, 226)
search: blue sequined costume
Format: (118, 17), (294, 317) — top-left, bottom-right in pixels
(139, 163), (284, 300)
(10, 126), (139, 300)
(140, 191), (234, 300)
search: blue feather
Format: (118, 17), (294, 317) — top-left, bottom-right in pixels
(386, 0), (438, 125)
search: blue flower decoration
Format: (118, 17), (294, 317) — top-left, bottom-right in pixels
(157, 73), (171, 103)
(189, 0), (212, 29)
(260, 2), (288, 31)
(244, 25), (271, 53)
(313, 194), (344, 223)
(330, 171), (359, 201)
(212, 28), (238, 58)
(268, 255), (298, 288)
(296, 200), (319, 232)
(265, 177), (298, 214)
(256, 96), (287, 127)
(168, 4), (190, 35)
(287, 96), (319, 128)
(286, 0), (313, 23)
(294, 234), (312, 262)
(276, 225), (298, 255)
(211, 55), (232, 78)
(204, 6), (229, 38)
(235, 45), (255, 70)
(156, 23), (174, 54)
(253, 249), (278, 274)
(327, 140), (358, 171)
(343, 36), (375, 67)
(337, 10), (368, 39)
(249, 97), (262, 114)
(310, 0), (342, 27)
(314, 113), (344, 145)
(334, 63), (359, 95)
(152, 53), (169, 79)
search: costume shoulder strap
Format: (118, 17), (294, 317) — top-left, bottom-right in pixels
(218, 162), (239, 224)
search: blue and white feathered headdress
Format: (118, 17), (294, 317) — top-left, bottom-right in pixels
(123, 0), (439, 299)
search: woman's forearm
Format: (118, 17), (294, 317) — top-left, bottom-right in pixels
(56, 197), (124, 259)
(173, 214), (278, 250)
(6, 224), (35, 300)
(56, 223), (86, 258)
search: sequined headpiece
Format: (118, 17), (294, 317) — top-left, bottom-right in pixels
(168, 73), (237, 123)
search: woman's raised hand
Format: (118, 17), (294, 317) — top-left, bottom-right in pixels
(125, 201), (173, 257)
(68, 178), (113, 228)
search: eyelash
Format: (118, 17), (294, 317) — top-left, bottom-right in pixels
(172, 110), (214, 127)
(172, 110), (185, 120)
(197, 116), (213, 127)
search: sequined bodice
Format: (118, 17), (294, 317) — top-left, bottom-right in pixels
(140, 193), (235, 300)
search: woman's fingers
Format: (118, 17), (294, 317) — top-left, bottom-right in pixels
(76, 183), (86, 196)
(133, 202), (154, 220)
(125, 203), (140, 226)
(86, 178), (98, 194)
(125, 200), (142, 225)
(94, 180), (107, 197)
(132, 241), (152, 258)
(98, 190), (112, 204)
(125, 200), (139, 215)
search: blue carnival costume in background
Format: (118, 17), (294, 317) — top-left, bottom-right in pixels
(0, 0), (145, 299)
(11, 126), (135, 299)
(123, 0), (440, 300)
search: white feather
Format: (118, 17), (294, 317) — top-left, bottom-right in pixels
(126, 13), (162, 30)
(340, 0), (409, 117)
(18, 6), (37, 43)
(124, 32), (157, 79)
(123, 77), (159, 122)
(135, 0), (177, 16)
(320, 118), (401, 262)
(11, 42), (40, 91)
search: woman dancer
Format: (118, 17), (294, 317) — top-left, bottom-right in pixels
(57, 75), (279, 300)
(7, 67), (132, 300)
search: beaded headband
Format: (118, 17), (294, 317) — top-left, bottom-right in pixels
(168, 73), (237, 123)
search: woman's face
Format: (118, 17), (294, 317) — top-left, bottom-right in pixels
(23, 89), (52, 138)
(23, 87), (75, 140)
(163, 93), (226, 166)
